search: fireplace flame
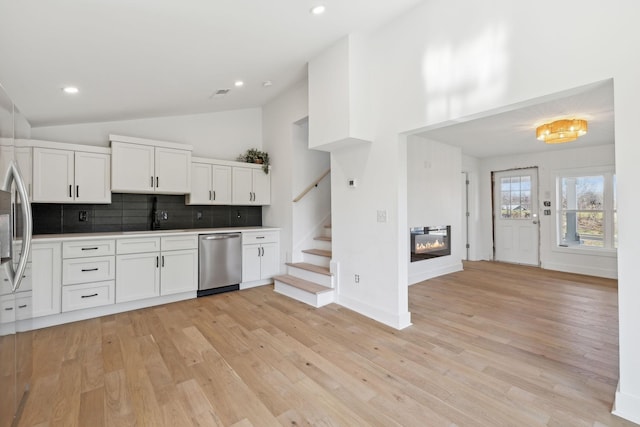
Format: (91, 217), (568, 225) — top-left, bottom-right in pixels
(416, 239), (445, 251)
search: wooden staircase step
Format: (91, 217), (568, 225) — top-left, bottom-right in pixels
(314, 236), (331, 242)
(286, 262), (332, 276)
(273, 275), (333, 294)
(302, 248), (332, 258)
(324, 224), (332, 228)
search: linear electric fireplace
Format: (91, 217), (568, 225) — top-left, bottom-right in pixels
(410, 225), (451, 262)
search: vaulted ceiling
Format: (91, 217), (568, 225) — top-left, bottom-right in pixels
(0, 0), (422, 127)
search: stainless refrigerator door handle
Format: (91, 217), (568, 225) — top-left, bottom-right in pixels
(2, 162), (33, 293)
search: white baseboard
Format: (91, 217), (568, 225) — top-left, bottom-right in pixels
(542, 261), (617, 279)
(337, 294), (412, 330)
(613, 382), (640, 424)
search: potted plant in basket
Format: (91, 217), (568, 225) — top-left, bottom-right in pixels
(237, 148), (270, 174)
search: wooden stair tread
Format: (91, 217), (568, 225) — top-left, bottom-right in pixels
(314, 236), (331, 242)
(302, 248), (332, 258)
(286, 262), (332, 276)
(274, 275), (333, 294)
(324, 224), (332, 228)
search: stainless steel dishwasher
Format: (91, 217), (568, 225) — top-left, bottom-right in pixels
(198, 233), (242, 296)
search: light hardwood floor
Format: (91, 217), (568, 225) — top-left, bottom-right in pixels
(17, 261), (636, 426)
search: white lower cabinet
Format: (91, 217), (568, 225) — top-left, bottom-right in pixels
(241, 231), (279, 283)
(62, 240), (116, 312)
(116, 235), (197, 303)
(31, 242), (62, 318)
(116, 252), (160, 303)
(160, 249), (197, 295)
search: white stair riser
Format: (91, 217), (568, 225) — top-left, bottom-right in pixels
(274, 281), (334, 308)
(312, 239), (332, 251)
(324, 227), (332, 239)
(303, 253), (330, 268)
(286, 266), (334, 288)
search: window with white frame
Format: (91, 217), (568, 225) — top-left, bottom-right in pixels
(557, 170), (617, 249)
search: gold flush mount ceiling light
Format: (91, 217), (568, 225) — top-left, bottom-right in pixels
(536, 119), (588, 144)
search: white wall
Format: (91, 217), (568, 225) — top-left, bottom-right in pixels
(462, 154), (481, 260)
(291, 120), (331, 261)
(261, 80), (309, 270)
(306, 0), (640, 422)
(407, 135), (463, 284)
(31, 108), (262, 160)
(476, 144), (617, 278)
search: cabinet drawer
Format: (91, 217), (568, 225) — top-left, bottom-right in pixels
(63, 256), (115, 285)
(63, 240), (115, 258)
(161, 234), (198, 251)
(0, 294), (15, 324)
(62, 281), (115, 312)
(242, 231), (278, 245)
(1, 263), (32, 295)
(15, 293), (32, 320)
(117, 237), (161, 254)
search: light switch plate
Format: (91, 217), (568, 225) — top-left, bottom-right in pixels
(377, 210), (387, 223)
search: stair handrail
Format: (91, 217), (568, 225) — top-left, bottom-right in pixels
(293, 168), (330, 202)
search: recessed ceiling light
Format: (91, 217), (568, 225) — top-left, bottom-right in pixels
(62, 86), (79, 94)
(310, 5), (326, 15)
(234, 80), (244, 87)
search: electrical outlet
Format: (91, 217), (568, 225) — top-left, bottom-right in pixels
(355, 274), (360, 283)
(78, 210), (88, 222)
(161, 211), (168, 220)
(377, 210), (387, 223)
(196, 211), (203, 220)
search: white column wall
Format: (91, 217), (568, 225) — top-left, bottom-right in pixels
(261, 80), (309, 272)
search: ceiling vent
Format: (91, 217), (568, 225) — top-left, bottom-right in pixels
(210, 89), (230, 99)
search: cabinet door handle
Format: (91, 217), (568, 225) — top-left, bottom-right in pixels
(69, 184), (72, 198)
(81, 268), (99, 272)
(213, 190), (216, 201)
(156, 176), (159, 188)
(76, 185), (79, 198)
(151, 176), (154, 188)
(18, 304), (27, 309)
(209, 190), (212, 201)
(81, 247), (99, 251)
(256, 236), (265, 239)
(4, 307), (13, 311)
(156, 256), (159, 268)
(162, 255), (165, 267)
(262, 247), (265, 257)
(257, 247), (261, 257)
(81, 293), (98, 299)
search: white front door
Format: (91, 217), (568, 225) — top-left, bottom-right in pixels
(493, 168), (539, 266)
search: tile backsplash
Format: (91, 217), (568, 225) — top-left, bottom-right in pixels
(32, 193), (262, 235)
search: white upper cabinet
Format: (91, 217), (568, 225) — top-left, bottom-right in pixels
(74, 151), (111, 203)
(154, 147), (191, 193)
(110, 135), (192, 195)
(110, 142), (155, 193)
(232, 166), (270, 205)
(186, 161), (232, 205)
(32, 146), (111, 204)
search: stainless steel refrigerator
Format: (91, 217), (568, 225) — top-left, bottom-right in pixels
(0, 84), (33, 426)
